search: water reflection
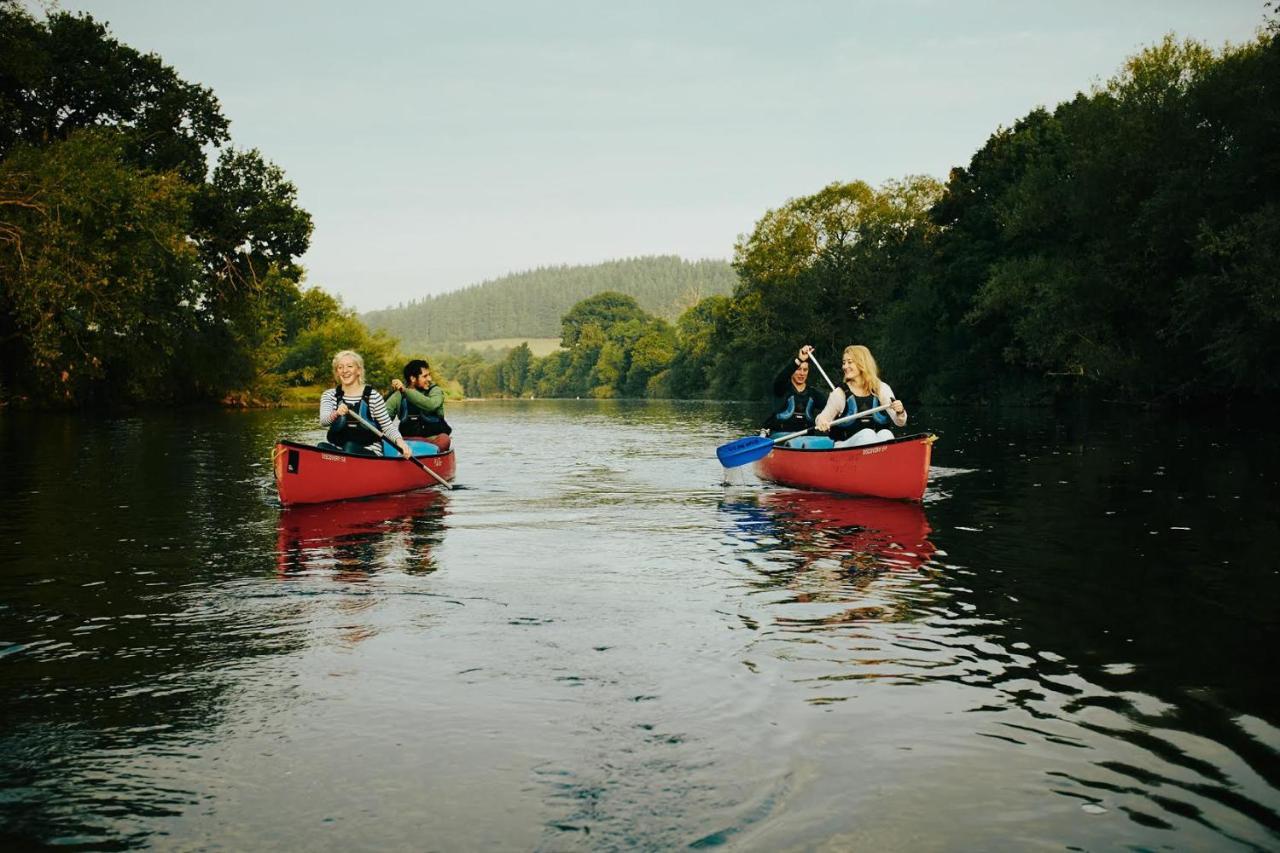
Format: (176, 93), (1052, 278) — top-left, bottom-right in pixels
(276, 489), (448, 578)
(756, 490), (935, 572)
(723, 490), (939, 627)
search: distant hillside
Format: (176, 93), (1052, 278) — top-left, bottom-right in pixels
(363, 256), (737, 351)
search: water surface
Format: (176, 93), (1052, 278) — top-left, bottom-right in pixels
(1, 401), (1277, 850)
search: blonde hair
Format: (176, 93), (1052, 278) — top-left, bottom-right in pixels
(331, 350), (365, 384)
(842, 345), (881, 394)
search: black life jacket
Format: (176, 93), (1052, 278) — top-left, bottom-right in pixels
(326, 385), (378, 447)
(832, 382), (895, 441)
(764, 388), (818, 433)
(398, 384), (452, 437)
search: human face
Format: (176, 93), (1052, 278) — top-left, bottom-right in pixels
(841, 355), (856, 382)
(335, 357), (361, 387)
(410, 366), (431, 389)
(791, 361), (809, 389)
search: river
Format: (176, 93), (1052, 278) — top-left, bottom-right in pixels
(1, 400), (1277, 850)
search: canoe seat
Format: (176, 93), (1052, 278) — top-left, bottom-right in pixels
(787, 436), (835, 450)
(381, 439), (440, 457)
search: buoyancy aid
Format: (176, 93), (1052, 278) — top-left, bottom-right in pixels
(326, 384), (378, 448)
(398, 384), (452, 437)
(766, 389), (818, 432)
(832, 382), (894, 441)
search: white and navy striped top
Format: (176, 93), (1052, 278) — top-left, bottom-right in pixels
(319, 386), (403, 450)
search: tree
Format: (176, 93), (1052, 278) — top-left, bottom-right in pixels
(0, 1), (229, 181)
(560, 291), (648, 348)
(0, 130), (198, 402)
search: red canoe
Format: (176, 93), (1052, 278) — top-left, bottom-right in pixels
(273, 440), (456, 506)
(753, 433), (935, 501)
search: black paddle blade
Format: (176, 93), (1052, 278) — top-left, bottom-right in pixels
(715, 435), (775, 469)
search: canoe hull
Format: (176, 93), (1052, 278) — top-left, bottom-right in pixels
(753, 433), (934, 501)
(273, 440), (456, 506)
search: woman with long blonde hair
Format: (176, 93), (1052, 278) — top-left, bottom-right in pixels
(814, 345), (907, 447)
(319, 350), (411, 457)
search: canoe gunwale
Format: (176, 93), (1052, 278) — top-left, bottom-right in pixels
(274, 438), (455, 464)
(766, 431), (936, 456)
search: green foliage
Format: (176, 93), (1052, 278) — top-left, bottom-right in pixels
(949, 31), (1280, 400)
(0, 2), (369, 407)
(706, 177), (941, 400)
(560, 292), (647, 348)
(0, 130), (199, 403)
(671, 25), (1278, 407)
(434, 293), (682, 400)
(362, 256), (737, 350)
(0, 1), (228, 181)
(273, 291), (401, 388)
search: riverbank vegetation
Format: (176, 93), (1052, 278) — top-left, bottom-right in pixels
(2, 3), (1275, 408)
(446, 20), (1278, 405)
(0, 2), (393, 406)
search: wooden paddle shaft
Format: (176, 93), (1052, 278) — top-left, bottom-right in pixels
(346, 409), (453, 490)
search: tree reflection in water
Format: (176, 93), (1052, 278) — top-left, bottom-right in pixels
(276, 489), (449, 579)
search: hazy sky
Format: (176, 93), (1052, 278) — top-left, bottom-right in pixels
(62, 0), (1266, 311)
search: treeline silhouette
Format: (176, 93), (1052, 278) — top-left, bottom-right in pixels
(362, 256), (736, 350)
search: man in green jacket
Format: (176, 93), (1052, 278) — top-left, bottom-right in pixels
(386, 358), (452, 452)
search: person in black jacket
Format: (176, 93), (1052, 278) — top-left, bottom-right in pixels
(761, 344), (825, 439)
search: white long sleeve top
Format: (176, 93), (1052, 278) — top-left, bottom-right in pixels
(815, 380), (908, 432)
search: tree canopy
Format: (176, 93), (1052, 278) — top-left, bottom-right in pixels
(0, 2), (376, 406)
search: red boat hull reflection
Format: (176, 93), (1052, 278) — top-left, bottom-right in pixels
(276, 489), (447, 576)
(759, 490), (935, 571)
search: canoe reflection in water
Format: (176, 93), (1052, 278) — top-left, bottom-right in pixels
(733, 490), (935, 571)
(276, 489), (448, 578)
(723, 491), (939, 626)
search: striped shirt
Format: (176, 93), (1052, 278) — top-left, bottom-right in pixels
(319, 387), (403, 450)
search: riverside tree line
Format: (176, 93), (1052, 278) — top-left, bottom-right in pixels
(2, 2), (1277, 408)
(442, 20), (1279, 405)
(0, 2), (398, 405)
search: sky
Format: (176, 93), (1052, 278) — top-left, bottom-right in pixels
(60, 0), (1267, 311)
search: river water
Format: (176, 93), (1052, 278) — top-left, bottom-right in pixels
(1, 400), (1277, 850)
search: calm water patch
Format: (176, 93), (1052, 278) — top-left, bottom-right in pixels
(1, 400), (1277, 850)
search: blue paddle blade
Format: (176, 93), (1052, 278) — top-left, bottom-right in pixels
(715, 434), (776, 468)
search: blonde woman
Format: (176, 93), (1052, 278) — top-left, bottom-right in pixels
(319, 350), (410, 457)
(814, 345), (908, 447)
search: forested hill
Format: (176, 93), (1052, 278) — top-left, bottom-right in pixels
(362, 256), (736, 348)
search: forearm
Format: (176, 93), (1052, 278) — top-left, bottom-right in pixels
(319, 393), (337, 426)
(814, 389), (844, 429)
(881, 382), (908, 426)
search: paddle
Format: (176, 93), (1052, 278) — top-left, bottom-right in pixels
(715, 403), (893, 469)
(808, 351), (838, 392)
(346, 409), (453, 490)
